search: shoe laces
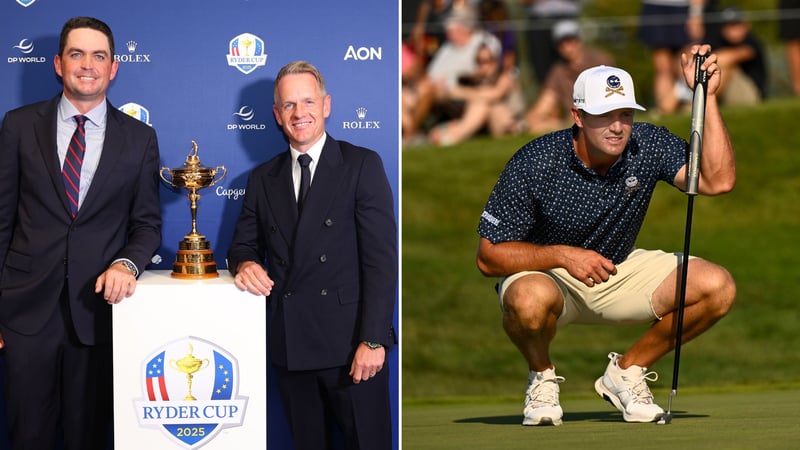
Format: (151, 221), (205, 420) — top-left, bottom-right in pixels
(621, 370), (658, 404)
(525, 375), (565, 408)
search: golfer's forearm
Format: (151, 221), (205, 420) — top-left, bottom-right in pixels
(476, 239), (565, 277)
(699, 96), (736, 195)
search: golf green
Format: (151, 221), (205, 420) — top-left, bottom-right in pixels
(403, 387), (800, 449)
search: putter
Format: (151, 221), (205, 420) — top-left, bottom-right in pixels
(656, 52), (709, 426)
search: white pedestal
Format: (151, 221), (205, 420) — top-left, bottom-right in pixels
(112, 270), (266, 449)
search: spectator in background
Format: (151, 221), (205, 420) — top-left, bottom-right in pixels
(403, 41), (427, 144)
(638, 0), (707, 115)
(407, 0), (463, 66)
(524, 20), (614, 135)
(403, 6), (501, 146)
(708, 7), (767, 105)
(779, 0), (800, 95)
(519, 0), (582, 84)
(480, 0), (518, 72)
(428, 42), (525, 146)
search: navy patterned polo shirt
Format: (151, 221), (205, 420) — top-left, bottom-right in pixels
(478, 123), (688, 265)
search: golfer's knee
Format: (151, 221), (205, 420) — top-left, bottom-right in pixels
(701, 265), (736, 318)
(502, 276), (561, 328)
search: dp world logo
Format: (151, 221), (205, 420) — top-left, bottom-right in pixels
(134, 337), (248, 449)
(226, 33), (267, 75)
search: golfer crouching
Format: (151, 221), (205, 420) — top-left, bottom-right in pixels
(475, 43), (735, 425)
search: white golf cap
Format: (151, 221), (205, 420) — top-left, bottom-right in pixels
(573, 65), (646, 115)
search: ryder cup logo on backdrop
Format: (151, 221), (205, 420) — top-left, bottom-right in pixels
(134, 337), (248, 449)
(16, 0), (37, 7)
(118, 103), (152, 126)
(226, 33), (267, 75)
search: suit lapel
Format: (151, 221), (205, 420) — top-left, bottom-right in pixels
(33, 97), (72, 217)
(294, 137), (345, 248)
(79, 102), (124, 216)
(266, 152), (298, 246)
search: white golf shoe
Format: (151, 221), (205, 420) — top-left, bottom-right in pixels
(594, 352), (665, 423)
(522, 367), (565, 426)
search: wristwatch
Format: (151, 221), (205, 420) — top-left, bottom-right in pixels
(117, 260), (138, 277)
(363, 341), (383, 349)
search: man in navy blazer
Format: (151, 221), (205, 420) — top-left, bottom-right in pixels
(0, 17), (162, 450)
(228, 61), (397, 450)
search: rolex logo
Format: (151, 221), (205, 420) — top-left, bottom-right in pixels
(342, 106), (380, 130)
(115, 41), (151, 63)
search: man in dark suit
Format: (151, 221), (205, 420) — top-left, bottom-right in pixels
(228, 61), (397, 450)
(0, 17), (162, 450)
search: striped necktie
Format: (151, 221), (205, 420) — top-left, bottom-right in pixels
(63, 115), (87, 218)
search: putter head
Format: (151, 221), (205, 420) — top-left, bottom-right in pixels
(655, 412), (672, 425)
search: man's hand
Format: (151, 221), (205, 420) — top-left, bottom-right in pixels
(349, 342), (386, 384)
(561, 247), (617, 288)
(95, 262), (137, 304)
(232, 261), (274, 296)
(682, 44), (721, 96)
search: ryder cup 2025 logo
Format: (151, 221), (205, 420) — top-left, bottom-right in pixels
(134, 337), (248, 449)
(226, 33), (267, 75)
(118, 102), (152, 126)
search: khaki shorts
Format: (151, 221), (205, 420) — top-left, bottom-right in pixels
(497, 249), (688, 326)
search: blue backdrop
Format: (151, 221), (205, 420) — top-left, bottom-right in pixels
(0, 0), (399, 448)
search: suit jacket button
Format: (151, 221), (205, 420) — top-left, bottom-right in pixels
(324, 219), (333, 227)
(319, 254), (327, 263)
(270, 226), (277, 233)
(320, 289), (328, 296)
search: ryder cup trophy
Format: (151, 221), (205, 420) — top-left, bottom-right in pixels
(160, 140), (226, 279)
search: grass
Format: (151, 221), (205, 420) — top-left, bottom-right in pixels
(401, 98), (800, 400)
(402, 387), (800, 449)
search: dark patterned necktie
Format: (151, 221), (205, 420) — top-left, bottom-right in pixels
(63, 115), (87, 218)
(297, 153), (312, 212)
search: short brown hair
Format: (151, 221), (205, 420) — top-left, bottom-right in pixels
(273, 61), (327, 103)
(59, 16), (115, 57)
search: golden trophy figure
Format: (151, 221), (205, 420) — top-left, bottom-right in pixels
(169, 343), (210, 401)
(160, 141), (226, 279)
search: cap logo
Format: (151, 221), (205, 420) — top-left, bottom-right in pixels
(605, 75), (625, 98)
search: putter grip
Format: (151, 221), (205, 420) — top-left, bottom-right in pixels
(686, 54), (708, 196)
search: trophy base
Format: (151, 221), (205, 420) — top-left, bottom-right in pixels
(170, 237), (219, 279)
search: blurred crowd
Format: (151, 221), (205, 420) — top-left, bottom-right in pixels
(402, 0), (800, 148)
